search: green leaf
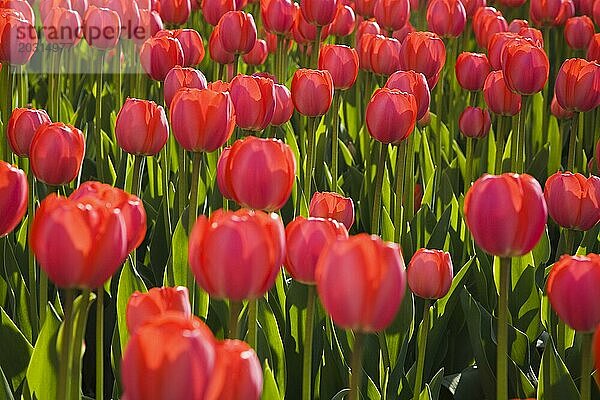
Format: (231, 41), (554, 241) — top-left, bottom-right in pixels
(0, 307), (32, 392)
(258, 298), (287, 398)
(537, 339), (579, 400)
(0, 366), (15, 400)
(261, 360), (281, 400)
(116, 261), (147, 351)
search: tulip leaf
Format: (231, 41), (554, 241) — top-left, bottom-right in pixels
(537, 338), (579, 400)
(117, 260), (147, 351)
(258, 298), (286, 398)
(261, 360), (281, 400)
(0, 307), (32, 393)
(0, 366), (14, 400)
(547, 116), (561, 174)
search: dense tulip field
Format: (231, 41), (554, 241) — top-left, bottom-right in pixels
(2, 0), (600, 397)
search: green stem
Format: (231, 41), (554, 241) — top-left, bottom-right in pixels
(518, 96), (529, 173)
(465, 137), (473, 190)
(331, 92), (342, 193)
(497, 257), (511, 400)
(27, 165), (38, 339)
(568, 114), (578, 171)
(1, 63), (13, 161)
(413, 299), (431, 400)
(312, 27), (323, 69)
(177, 146), (187, 218)
(433, 70), (444, 212)
(349, 332), (365, 400)
(371, 142), (387, 235)
(404, 132), (416, 224)
(495, 116), (505, 174)
(69, 290), (93, 400)
(232, 54), (240, 80)
(229, 300), (241, 339)
(96, 288), (104, 400)
(580, 333), (593, 400)
(248, 299), (258, 349)
(95, 53), (105, 182)
(57, 289), (74, 400)
(576, 111), (584, 173)
(303, 285), (316, 400)
(188, 152), (202, 309)
(304, 117), (318, 206)
(394, 140), (407, 243)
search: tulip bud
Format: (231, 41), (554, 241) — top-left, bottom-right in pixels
(229, 74), (276, 130)
(455, 52), (490, 91)
(458, 106), (491, 138)
(159, 0), (190, 25)
(173, 28), (204, 66)
(309, 191), (354, 229)
(464, 173), (547, 257)
(83, 6), (121, 50)
(217, 11), (257, 55)
(140, 35), (184, 81)
(242, 38), (268, 65)
(385, 70), (430, 120)
(43, 7), (83, 46)
(369, 35), (402, 76)
(486, 32), (520, 71)
(554, 0), (575, 26)
(407, 248), (453, 299)
(261, 0), (294, 34)
(483, 70), (522, 116)
(356, 19), (381, 43)
(284, 216), (348, 284)
(189, 208), (285, 300)
(272, 83), (294, 126)
(163, 66), (208, 107)
(355, 0), (375, 17)
(587, 33), (600, 62)
(472, 7), (508, 48)
(0, 161), (27, 237)
(115, 98), (168, 156)
(547, 254), (600, 331)
(316, 233), (406, 332)
(105, 0), (140, 39)
(318, 44), (359, 90)
(330, 4), (355, 37)
(373, 0), (410, 32)
(291, 69), (334, 116)
(426, 0), (466, 38)
(209, 25), (235, 64)
(7, 108), (51, 157)
(366, 88), (417, 145)
(554, 58), (600, 113)
(544, 171), (600, 231)
(201, 0), (234, 26)
(0, 9), (37, 64)
(300, 0), (337, 26)
(501, 41), (549, 95)
(399, 31), (446, 89)
(529, 0), (561, 26)
(126, 286), (192, 334)
(134, 10), (163, 44)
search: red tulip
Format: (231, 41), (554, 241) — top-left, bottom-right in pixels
(217, 136), (296, 211)
(385, 70), (430, 120)
(217, 11), (257, 55)
(291, 69), (334, 116)
(356, 33), (376, 71)
(518, 27), (544, 47)
(554, 0), (575, 26)
(508, 19), (529, 32)
(373, 0), (410, 32)
(105, 0), (140, 39)
(315, 233), (406, 332)
(242, 38), (268, 65)
(472, 7), (507, 48)
(30, 194), (128, 288)
(464, 173), (547, 257)
(407, 248), (453, 299)
(399, 31), (446, 88)
(0, 9), (37, 64)
(115, 98), (169, 156)
(159, 0), (190, 25)
(261, 0), (294, 34)
(126, 286), (192, 334)
(356, 18), (381, 42)
(486, 32), (520, 71)
(587, 33), (600, 62)
(173, 28), (204, 66)
(369, 35), (402, 76)
(330, 4), (355, 37)
(529, 0), (561, 26)
(547, 254), (600, 331)
(366, 88), (417, 145)
(426, 0), (466, 38)
(229, 74), (275, 130)
(461, 0), (485, 17)
(0, 161), (27, 237)
(272, 83), (294, 126)
(83, 6), (121, 50)
(209, 25), (235, 64)
(555, 58), (600, 113)
(0, 0), (34, 23)
(455, 52), (490, 91)
(318, 45), (358, 90)
(300, 0), (337, 26)
(355, 0), (375, 17)
(544, 171), (600, 231)
(134, 10), (163, 44)
(30, 122), (85, 186)
(189, 208), (285, 300)
(458, 106), (491, 138)
(122, 314), (217, 400)
(6, 108), (51, 157)
(43, 7), (83, 46)
(292, 4), (330, 43)
(551, 95), (575, 119)
(284, 216), (348, 284)
(392, 21), (414, 43)
(206, 340), (263, 400)
(208, 79), (230, 91)
(309, 191), (354, 229)
(140, 35), (184, 81)
(483, 70), (522, 116)
(170, 88), (235, 152)
(163, 66), (208, 107)
(501, 41), (549, 95)
(201, 0), (234, 25)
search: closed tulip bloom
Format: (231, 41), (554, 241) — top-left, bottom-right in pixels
(392, 21), (414, 43)
(173, 28), (204, 66)
(502, 41), (549, 95)
(126, 286), (192, 334)
(555, 58), (600, 113)
(385, 70), (430, 120)
(284, 216), (348, 284)
(459, 106), (491, 138)
(472, 7), (508, 48)
(587, 33), (600, 62)
(140, 36), (184, 81)
(209, 25), (235, 64)
(170, 88), (235, 152)
(159, 0), (190, 25)
(0, 9), (37, 64)
(426, 0), (466, 38)
(366, 88), (417, 145)
(356, 33), (377, 71)
(106, 0), (140, 39)
(356, 19), (381, 42)
(318, 45), (358, 90)
(399, 31), (446, 88)
(464, 173), (547, 257)
(115, 98), (168, 156)
(518, 27), (544, 47)
(272, 83), (294, 125)
(530, 0), (561, 26)
(189, 208), (285, 300)
(30, 194), (128, 288)
(83, 6), (121, 50)
(1, 0), (34, 24)
(355, 0), (375, 17)
(218, 136), (296, 210)
(551, 95), (575, 119)
(483, 70), (522, 116)
(216, 147), (233, 200)
(330, 4), (355, 37)
(242, 38), (268, 65)
(134, 10), (163, 44)
(209, 79), (230, 91)
(369, 35), (402, 76)
(122, 314), (217, 400)
(43, 7), (83, 46)
(547, 254), (600, 331)
(201, 0), (234, 25)
(486, 32), (521, 71)
(407, 248), (453, 299)
(300, 0), (337, 26)
(554, 0), (575, 26)
(0, 161), (27, 237)
(455, 52), (490, 91)
(261, 0), (294, 34)
(544, 171), (600, 230)
(206, 340), (263, 400)
(508, 18), (529, 32)
(461, 0), (485, 17)
(373, 0), (409, 32)
(291, 69), (334, 116)
(6, 108), (51, 157)
(315, 233), (406, 332)
(229, 75), (275, 130)
(163, 66), (207, 107)
(30, 122), (85, 186)
(309, 191), (354, 229)
(217, 11), (257, 55)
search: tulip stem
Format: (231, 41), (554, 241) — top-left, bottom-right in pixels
(188, 151), (202, 309)
(70, 290), (94, 400)
(568, 113), (578, 172)
(177, 146), (187, 218)
(312, 27), (322, 69)
(130, 155), (144, 197)
(27, 164), (38, 340)
(371, 142), (387, 235)
(304, 117), (318, 205)
(229, 300), (241, 339)
(433, 69), (444, 213)
(413, 299), (431, 400)
(1, 62), (12, 161)
(248, 299), (258, 349)
(465, 137), (473, 190)
(580, 333), (593, 400)
(394, 140), (407, 243)
(96, 288), (104, 400)
(349, 332), (365, 400)
(95, 52), (106, 182)
(497, 257), (511, 400)
(57, 289), (74, 400)
(576, 111), (584, 173)
(404, 131), (416, 225)
(495, 116), (506, 174)
(303, 285), (316, 400)
(331, 91), (341, 193)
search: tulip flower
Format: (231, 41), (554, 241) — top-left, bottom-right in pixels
(385, 70), (430, 120)
(172, 29), (204, 66)
(529, 0), (561, 26)
(300, 0), (337, 26)
(551, 95), (575, 119)
(392, 21), (414, 43)
(519, 27), (544, 47)
(369, 35), (402, 76)
(544, 172), (600, 231)
(355, 0), (375, 17)
(483, 71), (522, 116)
(318, 45), (359, 90)
(555, 58), (600, 113)
(461, 0), (485, 17)
(1, 0), (34, 23)
(291, 69), (334, 116)
(455, 52), (490, 91)
(209, 25), (235, 65)
(83, 6), (121, 50)
(6, 108), (51, 157)
(309, 191), (355, 229)
(330, 4), (355, 37)
(261, 0), (295, 34)
(217, 11), (257, 55)
(426, 0), (466, 38)
(373, 0), (410, 32)
(458, 106), (491, 139)
(472, 7), (508, 49)
(502, 40), (549, 95)
(163, 66), (208, 107)
(357, 33), (377, 71)
(0, 9), (37, 64)
(242, 39), (268, 65)
(201, 0), (234, 26)
(486, 32), (520, 71)
(208, 79), (230, 91)
(366, 88), (417, 145)
(271, 83), (294, 126)
(126, 286), (192, 334)
(407, 249), (453, 299)
(122, 314), (217, 400)
(158, 0), (190, 25)
(228, 75), (275, 131)
(43, 7), (83, 46)
(555, 0), (575, 26)
(134, 9), (163, 44)
(356, 19), (381, 42)
(587, 33), (600, 62)
(399, 31), (446, 88)
(115, 98), (169, 156)
(217, 136), (296, 211)
(105, 0), (140, 39)
(189, 208), (285, 300)
(0, 161), (27, 237)
(140, 35), (185, 81)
